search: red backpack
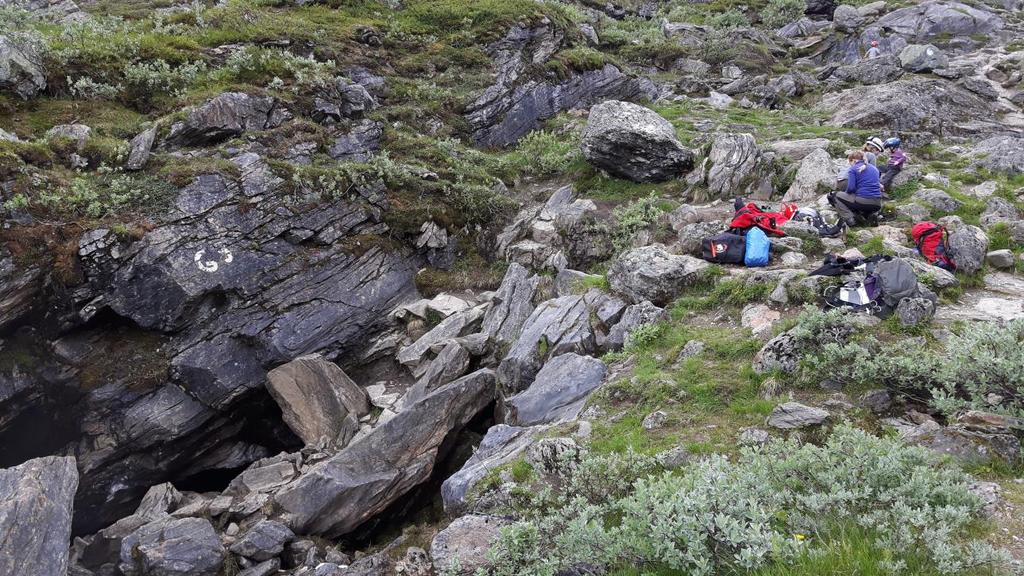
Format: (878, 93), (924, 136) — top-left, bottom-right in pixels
(729, 202), (797, 237)
(911, 222), (956, 271)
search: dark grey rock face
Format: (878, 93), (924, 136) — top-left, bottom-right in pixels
(327, 119), (383, 162)
(580, 100), (693, 183)
(827, 60), (904, 86)
(273, 369), (497, 537)
(0, 456), (78, 576)
(430, 515), (510, 575)
(466, 23), (656, 148)
(165, 92), (290, 147)
(59, 166), (419, 532)
(504, 353), (606, 426)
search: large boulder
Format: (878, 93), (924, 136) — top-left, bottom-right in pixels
(0, 34), (46, 99)
(783, 148), (836, 202)
(970, 136), (1024, 175)
(119, 517), (224, 576)
(979, 197), (1020, 228)
(607, 245), (709, 305)
(703, 133), (775, 200)
(769, 138), (831, 161)
(0, 456), (78, 576)
(166, 92), (290, 146)
(265, 354), (371, 448)
(832, 4), (863, 32)
(430, 515), (509, 576)
(580, 100), (693, 183)
(273, 369), (497, 536)
(504, 353), (606, 426)
(606, 300), (667, 350)
(898, 44), (948, 73)
(818, 79), (992, 133)
(948, 224), (989, 275)
(874, 1), (1003, 43)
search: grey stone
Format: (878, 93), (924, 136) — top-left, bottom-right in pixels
(0, 33), (46, 99)
(266, 354), (371, 447)
(753, 332), (799, 374)
(239, 559), (281, 576)
(859, 389), (893, 414)
(779, 220), (820, 240)
(738, 427), (770, 447)
(675, 339), (706, 364)
(979, 197), (1020, 228)
(986, 249), (1015, 269)
(496, 295), (596, 393)
(819, 79), (993, 133)
(703, 133), (775, 200)
(828, 60), (905, 86)
(0, 456), (78, 576)
(896, 297), (935, 326)
(119, 517), (224, 576)
(902, 421), (1020, 467)
(896, 203), (930, 221)
(768, 138), (831, 161)
(948, 224), (989, 275)
(580, 100), (693, 182)
(126, 126), (157, 170)
(430, 515), (509, 576)
(46, 123), (91, 149)
(971, 136), (1024, 175)
(505, 353), (606, 426)
(229, 520), (294, 562)
(913, 188), (962, 213)
(898, 44), (948, 72)
(273, 370), (496, 537)
(607, 245), (709, 305)
(655, 446), (690, 469)
(642, 410), (668, 430)
(606, 301), (667, 351)
(525, 437), (585, 475)
(166, 92), (289, 146)
(832, 4), (863, 32)
(767, 402), (830, 429)
(327, 119), (383, 162)
(783, 148), (836, 202)
(482, 263), (540, 348)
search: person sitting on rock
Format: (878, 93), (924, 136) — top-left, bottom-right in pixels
(862, 136), (884, 166)
(829, 150), (882, 227)
(866, 40), (882, 59)
(878, 137), (907, 193)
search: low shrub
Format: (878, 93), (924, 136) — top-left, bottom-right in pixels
(611, 193), (667, 253)
(486, 425), (1010, 576)
(761, 0), (807, 29)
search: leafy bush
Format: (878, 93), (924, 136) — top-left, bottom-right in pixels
(486, 426), (1009, 576)
(498, 130), (580, 178)
(33, 171), (176, 218)
(611, 193), (667, 252)
(761, 0), (807, 29)
(707, 9), (750, 30)
(121, 59), (206, 107)
(804, 319), (1024, 419)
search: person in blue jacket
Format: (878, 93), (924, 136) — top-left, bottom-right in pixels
(829, 150), (882, 227)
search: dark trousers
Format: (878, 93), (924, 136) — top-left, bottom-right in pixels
(829, 191), (881, 226)
(879, 164), (901, 191)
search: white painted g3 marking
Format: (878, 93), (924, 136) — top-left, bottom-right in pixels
(194, 247), (233, 272)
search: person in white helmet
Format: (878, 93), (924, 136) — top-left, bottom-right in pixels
(862, 136), (884, 167)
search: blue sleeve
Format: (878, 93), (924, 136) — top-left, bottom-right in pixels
(846, 166), (857, 193)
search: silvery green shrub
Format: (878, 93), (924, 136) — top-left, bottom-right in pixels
(483, 425), (1009, 575)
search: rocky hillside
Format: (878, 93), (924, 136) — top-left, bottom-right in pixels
(1, 0), (1023, 574)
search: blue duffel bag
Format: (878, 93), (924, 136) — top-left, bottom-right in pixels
(744, 227), (770, 267)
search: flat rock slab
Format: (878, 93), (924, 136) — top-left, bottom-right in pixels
(0, 456), (78, 576)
